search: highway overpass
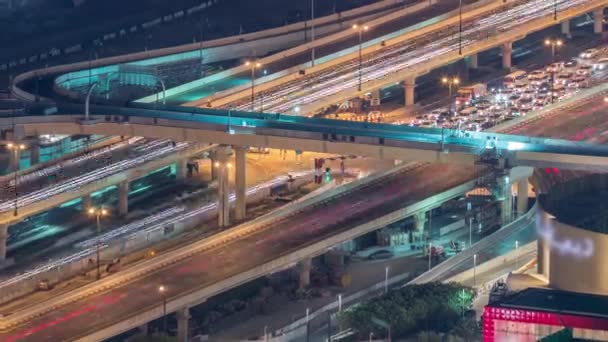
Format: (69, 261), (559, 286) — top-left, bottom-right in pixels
(193, 0), (607, 114)
(3, 100), (608, 172)
(0, 141), (213, 262)
(3, 79), (606, 341)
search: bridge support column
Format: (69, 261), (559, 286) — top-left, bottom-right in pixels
(8, 149), (19, 173)
(30, 145), (40, 166)
(594, 9), (604, 34)
(234, 146), (247, 221)
(210, 155), (218, 181)
(82, 194), (92, 211)
(176, 306), (190, 342)
(537, 237), (550, 278)
(413, 211), (427, 243)
(216, 146), (232, 228)
(118, 181), (129, 216)
(176, 158), (188, 180)
(0, 224), (7, 262)
(499, 176), (513, 226)
(516, 178), (529, 216)
(468, 53), (478, 69)
(138, 323), (148, 336)
(404, 77), (416, 106)
(371, 88), (381, 105)
(561, 20), (571, 38)
(501, 42), (512, 70)
(298, 257), (312, 289)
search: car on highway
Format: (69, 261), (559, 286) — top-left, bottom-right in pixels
(569, 75), (589, 89)
(528, 70), (548, 85)
(577, 64), (593, 76)
(546, 62), (563, 73)
(580, 48), (600, 60)
(593, 57), (608, 71)
(368, 250), (394, 260)
(556, 72), (573, 85)
(504, 70), (527, 88)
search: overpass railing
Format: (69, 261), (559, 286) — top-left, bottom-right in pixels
(408, 200), (537, 285)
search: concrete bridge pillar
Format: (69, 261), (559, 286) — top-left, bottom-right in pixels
(118, 181), (129, 217)
(210, 155), (218, 181)
(138, 323), (148, 336)
(501, 42), (512, 70)
(537, 237), (550, 278)
(468, 53), (479, 69)
(499, 176), (513, 226)
(404, 77), (416, 106)
(298, 257), (312, 289)
(413, 211), (427, 243)
(561, 20), (571, 38)
(594, 9), (604, 34)
(234, 146), (247, 221)
(0, 224), (7, 262)
(216, 145), (232, 228)
(176, 306), (190, 342)
(82, 194), (92, 212)
(8, 149), (19, 173)
(371, 88), (381, 105)
(30, 145), (40, 166)
(516, 178), (529, 216)
(176, 158), (188, 180)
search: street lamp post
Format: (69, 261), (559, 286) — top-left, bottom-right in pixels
(441, 76), (460, 113)
(88, 207), (108, 280)
(554, 0), (557, 21)
(458, 0), (463, 55)
(428, 242), (432, 271)
(352, 24), (369, 92)
(544, 38), (563, 104)
(473, 254), (477, 288)
(311, 0), (315, 65)
(384, 266), (389, 293)
(7, 142), (25, 217)
(159, 285), (167, 334)
(515, 240), (519, 268)
(245, 61), (262, 111)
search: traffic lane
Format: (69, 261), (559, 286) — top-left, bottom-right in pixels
(505, 96), (608, 138)
(0, 163), (477, 342)
(236, 0), (583, 113)
(167, 0), (473, 105)
(0, 142), (138, 201)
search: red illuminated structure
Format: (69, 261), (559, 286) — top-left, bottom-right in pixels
(483, 288), (608, 341)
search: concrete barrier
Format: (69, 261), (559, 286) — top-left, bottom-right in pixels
(446, 241), (536, 284)
(408, 200), (537, 285)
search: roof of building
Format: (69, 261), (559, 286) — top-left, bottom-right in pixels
(490, 287), (608, 319)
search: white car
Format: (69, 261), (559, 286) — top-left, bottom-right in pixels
(580, 48), (600, 60)
(593, 57), (608, 71)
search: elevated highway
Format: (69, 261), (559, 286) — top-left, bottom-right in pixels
(196, 0), (607, 114)
(1, 77), (607, 342)
(4, 94), (608, 172)
(0, 140), (213, 261)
